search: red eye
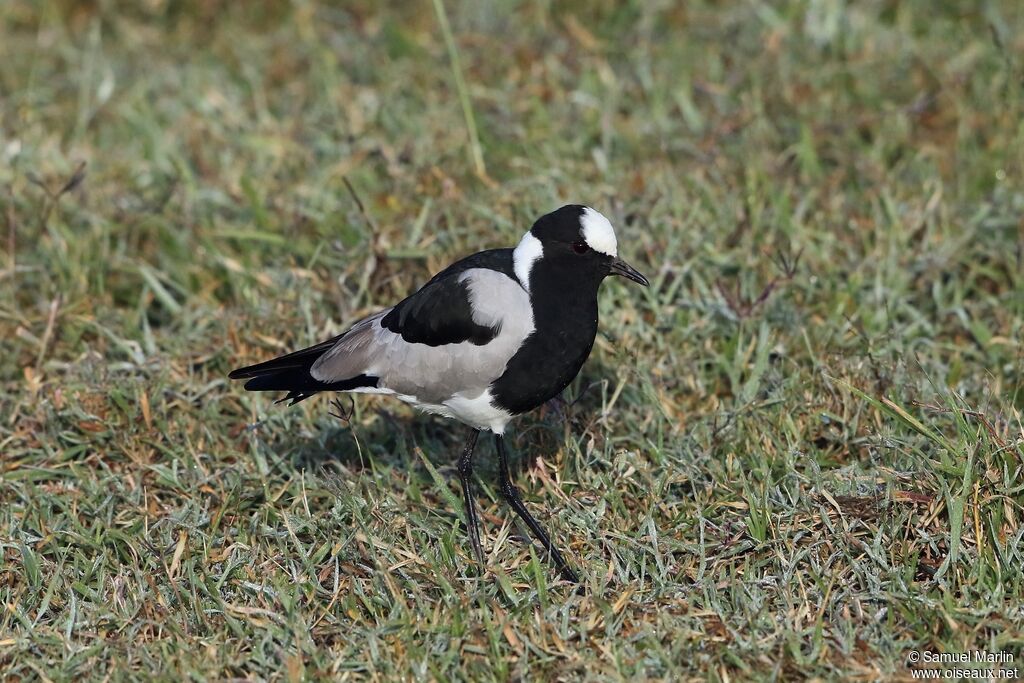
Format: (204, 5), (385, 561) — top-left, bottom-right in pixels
(572, 241), (589, 254)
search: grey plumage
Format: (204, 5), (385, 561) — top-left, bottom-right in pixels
(229, 204), (650, 583)
(309, 269), (534, 421)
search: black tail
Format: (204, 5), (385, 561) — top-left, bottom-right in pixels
(229, 335), (377, 405)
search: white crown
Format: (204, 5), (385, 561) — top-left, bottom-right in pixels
(580, 207), (617, 257)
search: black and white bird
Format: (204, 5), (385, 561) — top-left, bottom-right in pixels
(229, 205), (648, 582)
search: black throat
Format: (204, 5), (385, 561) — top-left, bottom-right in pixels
(490, 257), (604, 415)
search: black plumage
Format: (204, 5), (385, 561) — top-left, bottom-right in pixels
(381, 275), (498, 346)
(228, 335), (379, 404)
(229, 205), (648, 583)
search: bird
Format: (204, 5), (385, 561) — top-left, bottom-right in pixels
(228, 204), (648, 583)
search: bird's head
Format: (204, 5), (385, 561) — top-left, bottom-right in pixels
(513, 205), (649, 292)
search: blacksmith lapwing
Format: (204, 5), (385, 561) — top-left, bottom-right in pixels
(229, 204), (648, 582)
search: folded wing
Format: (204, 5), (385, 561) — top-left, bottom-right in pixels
(229, 253), (534, 408)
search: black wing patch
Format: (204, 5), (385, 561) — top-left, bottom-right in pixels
(381, 272), (500, 347)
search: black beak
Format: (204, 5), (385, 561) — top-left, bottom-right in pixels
(608, 257), (650, 286)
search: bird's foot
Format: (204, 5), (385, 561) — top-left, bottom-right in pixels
(328, 396), (355, 423)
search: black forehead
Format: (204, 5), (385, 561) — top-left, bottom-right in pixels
(530, 204), (586, 243)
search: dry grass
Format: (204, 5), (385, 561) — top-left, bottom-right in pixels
(2, 1), (1024, 680)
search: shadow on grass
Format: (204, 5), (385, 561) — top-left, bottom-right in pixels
(270, 379), (605, 482)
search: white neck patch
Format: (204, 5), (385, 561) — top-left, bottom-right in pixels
(580, 207), (617, 257)
(512, 231), (543, 291)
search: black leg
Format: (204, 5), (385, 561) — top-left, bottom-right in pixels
(456, 429), (485, 569)
(495, 434), (579, 583)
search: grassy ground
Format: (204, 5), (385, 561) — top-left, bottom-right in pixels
(3, 1), (1024, 680)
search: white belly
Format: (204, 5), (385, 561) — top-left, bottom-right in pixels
(349, 385), (513, 433)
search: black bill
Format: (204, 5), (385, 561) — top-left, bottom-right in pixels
(609, 257), (650, 286)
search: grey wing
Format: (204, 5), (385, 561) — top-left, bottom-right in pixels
(309, 268), (534, 404)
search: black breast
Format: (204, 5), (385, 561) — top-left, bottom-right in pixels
(490, 259), (602, 415)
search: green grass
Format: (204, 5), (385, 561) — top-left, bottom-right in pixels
(3, 0), (1024, 679)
